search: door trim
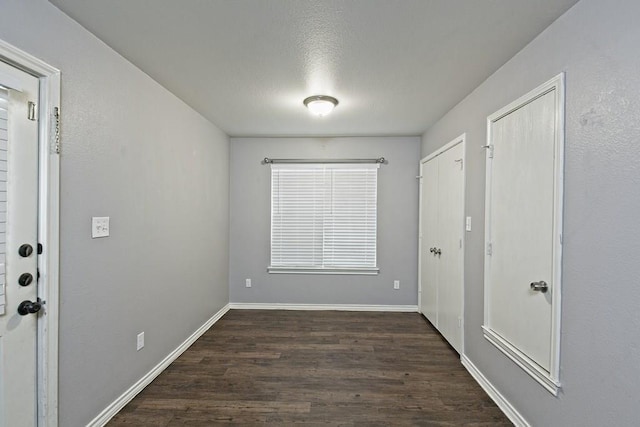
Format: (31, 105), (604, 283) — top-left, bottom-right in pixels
(483, 73), (564, 395)
(418, 133), (466, 355)
(0, 39), (61, 426)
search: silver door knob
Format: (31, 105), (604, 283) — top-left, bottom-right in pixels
(530, 281), (548, 293)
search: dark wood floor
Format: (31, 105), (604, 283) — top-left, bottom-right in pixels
(108, 310), (510, 426)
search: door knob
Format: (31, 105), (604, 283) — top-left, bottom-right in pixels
(18, 273), (34, 287)
(17, 298), (42, 316)
(530, 281), (548, 293)
(19, 244), (34, 257)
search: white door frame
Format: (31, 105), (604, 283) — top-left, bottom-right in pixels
(418, 134), (466, 355)
(0, 39), (60, 426)
(482, 73), (564, 395)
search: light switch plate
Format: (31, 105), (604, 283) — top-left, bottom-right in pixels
(92, 217), (110, 238)
(137, 332), (144, 351)
(394, 280), (400, 290)
(465, 216), (472, 232)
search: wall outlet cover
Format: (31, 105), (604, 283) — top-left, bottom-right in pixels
(245, 278), (252, 288)
(394, 280), (400, 290)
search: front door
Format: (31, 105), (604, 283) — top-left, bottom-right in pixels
(0, 60), (40, 427)
(484, 75), (564, 393)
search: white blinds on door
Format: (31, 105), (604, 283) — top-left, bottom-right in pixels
(269, 163), (379, 274)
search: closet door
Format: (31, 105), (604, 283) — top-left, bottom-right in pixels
(419, 136), (465, 353)
(436, 142), (464, 353)
(419, 157), (439, 326)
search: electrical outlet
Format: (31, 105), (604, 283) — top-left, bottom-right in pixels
(393, 280), (400, 290)
(92, 216), (110, 238)
(137, 332), (144, 351)
(245, 278), (252, 288)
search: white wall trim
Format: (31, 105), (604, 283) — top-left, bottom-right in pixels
(482, 327), (560, 395)
(229, 303), (418, 312)
(86, 303), (230, 427)
(0, 38), (61, 427)
(461, 355), (530, 427)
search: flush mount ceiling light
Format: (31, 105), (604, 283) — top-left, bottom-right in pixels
(303, 95), (339, 116)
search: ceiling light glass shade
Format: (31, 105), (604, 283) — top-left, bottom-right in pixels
(303, 95), (339, 116)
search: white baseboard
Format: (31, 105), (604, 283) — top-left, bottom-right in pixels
(461, 355), (530, 427)
(87, 303), (230, 427)
(228, 302), (418, 312)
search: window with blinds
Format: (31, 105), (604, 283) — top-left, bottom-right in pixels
(269, 163), (379, 274)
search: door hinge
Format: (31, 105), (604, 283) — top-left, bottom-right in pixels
(481, 144), (494, 158)
(52, 106), (61, 154)
(28, 101), (37, 121)
(486, 242), (493, 256)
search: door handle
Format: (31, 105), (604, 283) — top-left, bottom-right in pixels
(17, 298), (42, 316)
(530, 281), (548, 293)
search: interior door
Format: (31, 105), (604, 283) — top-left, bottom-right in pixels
(0, 60), (40, 427)
(486, 89), (556, 371)
(419, 157), (439, 326)
(436, 142), (464, 353)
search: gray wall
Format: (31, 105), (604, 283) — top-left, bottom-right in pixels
(230, 137), (420, 306)
(0, 1), (230, 425)
(422, 0), (640, 425)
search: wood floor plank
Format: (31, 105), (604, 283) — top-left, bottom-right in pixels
(107, 310), (510, 426)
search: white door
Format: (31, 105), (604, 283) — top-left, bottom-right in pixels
(435, 143), (464, 353)
(419, 157), (439, 326)
(484, 76), (563, 385)
(419, 138), (465, 353)
(0, 60), (40, 427)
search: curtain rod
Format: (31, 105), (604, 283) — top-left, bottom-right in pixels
(262, 157), (386, 165)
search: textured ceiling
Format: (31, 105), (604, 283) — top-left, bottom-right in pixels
(50, 0), (578, 137)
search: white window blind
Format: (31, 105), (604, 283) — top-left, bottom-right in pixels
(269, 163), (379, 274)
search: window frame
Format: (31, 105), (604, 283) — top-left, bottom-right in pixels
(268, 162), (380, 275)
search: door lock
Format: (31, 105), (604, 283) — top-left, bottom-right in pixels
(530, 281), (548, 293)
(19, 244), (34, 257)
(18, 273), (34, 287)
(17, 298), (42, 316)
